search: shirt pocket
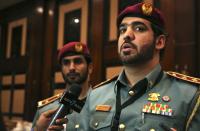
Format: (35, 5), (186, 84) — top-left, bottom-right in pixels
(89, 111), (113, 130)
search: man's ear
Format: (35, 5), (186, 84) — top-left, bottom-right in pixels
(88, 63), (93, 75)
(155, 35), (166, 50)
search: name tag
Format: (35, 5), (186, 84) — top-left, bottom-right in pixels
(95, 105), (112, 112)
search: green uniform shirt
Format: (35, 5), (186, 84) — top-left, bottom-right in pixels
(32, 96), (87, 131)
(79, 64), (200, 131)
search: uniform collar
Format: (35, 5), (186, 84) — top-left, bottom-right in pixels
(145, 64), (162, 89)
(115, 64), (162, 90)
(116, 70), (128, 86)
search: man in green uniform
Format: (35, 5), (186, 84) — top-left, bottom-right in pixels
(31, 41), (93, 130)
(78, 2), (200, 131)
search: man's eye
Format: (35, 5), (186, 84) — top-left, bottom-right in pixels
(134, 25), (146, 32)
(62, 59), (70, 65)
(119, 26), (127, 34)
(74, 58), (83, 64)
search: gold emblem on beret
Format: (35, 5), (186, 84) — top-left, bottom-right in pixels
(142, 3), (153, 16)
(75, 43), (83, 53)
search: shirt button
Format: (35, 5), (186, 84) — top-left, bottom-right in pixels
(75, 124), (80, 129)
(94, 122), (99, 127)
(118, 123), (126, 131)
(149, 81), (153, 87)
(150, 128), (156, 131)
(128, 90), (135, 96)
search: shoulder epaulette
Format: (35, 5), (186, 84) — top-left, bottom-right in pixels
(167, 71), (200, 84)
(37, 93), (62, 108)
(92, 75), (118, 89)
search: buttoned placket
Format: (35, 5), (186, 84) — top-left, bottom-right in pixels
(111, 71), (164, 131)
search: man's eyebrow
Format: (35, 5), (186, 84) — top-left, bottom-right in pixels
(131, 21), (146, 26)
(119, 23), (126, 27)
(119, 21), (146, 27)
(74, 57), (83, 60)
(63, 57), (83, 60)
(62, 58), (69, 60)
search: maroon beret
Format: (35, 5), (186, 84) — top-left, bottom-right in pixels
(117, 2), (165, 32)
(58, 41), (91, 63)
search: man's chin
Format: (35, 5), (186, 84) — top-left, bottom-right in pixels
(120, 55), (136, 62)
(66, 79), (79, 84)
(120, 56), (144, 66)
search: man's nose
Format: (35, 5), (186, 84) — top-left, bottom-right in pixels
(69, 62), (75, 70)
(123, 28), (135, 42)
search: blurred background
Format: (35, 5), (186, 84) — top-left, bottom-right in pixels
(0, 0), (200, 130)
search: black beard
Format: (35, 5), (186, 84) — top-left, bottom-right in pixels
(62, 68), (89, 85)
(119, 42), (155, 66)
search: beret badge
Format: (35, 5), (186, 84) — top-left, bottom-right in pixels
(75, 42), (83, 53)
(141, 3), (153, 16)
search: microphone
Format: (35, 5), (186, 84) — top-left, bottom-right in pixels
(48, 84), (84, 127)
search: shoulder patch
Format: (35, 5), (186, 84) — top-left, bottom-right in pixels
(37, 93), (62, 108)
(92, 75), (118, 89)
(167, 71), (200, 84)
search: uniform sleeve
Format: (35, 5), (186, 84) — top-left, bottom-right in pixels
(31, 100), (60, 129)
(187, 94), (200, 131)
(31, 109), (40, 128)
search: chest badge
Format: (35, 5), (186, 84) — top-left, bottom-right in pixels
(95, 105), (112, 112)
(162, 95), (171, 102)
(148, 93), (160, 101)
(142, 102), (173, 116)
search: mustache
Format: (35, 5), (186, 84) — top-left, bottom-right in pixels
(120, 41), (137, 51)
(66, 72), (79, 77)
